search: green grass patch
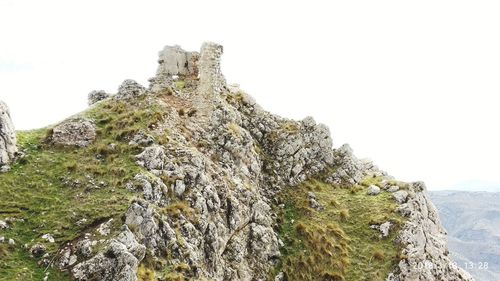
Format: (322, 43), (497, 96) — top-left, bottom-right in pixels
(0, 96), (167, 280)
(274, 179), (404, 281)
(174, 81), (185, 90)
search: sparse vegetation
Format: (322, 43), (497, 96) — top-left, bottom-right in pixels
(137, 264), (156, 281)
(274, 179), (404, 281)
(226, 122), (242, 138)
(281, 121), (299, 134)
(0, 89), (406, 281)
(359, 175), (383, 187)
(160, 201), (197, 221)
(0, 96), (167, 280)
(174, 80), (185, 90)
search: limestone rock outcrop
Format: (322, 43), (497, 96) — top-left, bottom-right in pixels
(88, 90), (110, 105)
(49, 118), (96, 147)
(387, 182), (474, 281)
(72, 226), (145, 281)
(115, 79), (146, 100)
(47, 42), (472, 281)
(326, 143), (386, 186)
(0, 101), (17, 170)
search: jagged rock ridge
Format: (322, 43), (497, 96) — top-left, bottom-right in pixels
(1, 42), (473, 281)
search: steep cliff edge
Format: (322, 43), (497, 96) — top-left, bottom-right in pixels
(0, 43), (472, 281)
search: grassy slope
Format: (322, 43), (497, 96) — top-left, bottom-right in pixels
(275, 178), (404, 281)
(0, 97), (166, 281)
(1, 92), (406, 281)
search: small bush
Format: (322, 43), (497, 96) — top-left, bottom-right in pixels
(174, 263), (190, 272)
(174, 81), (185, 89)
(64, 161), (78, 172)
(95, 144), (113, 157)
(373, 249), (385, 261)
(187, 109), (197, 117)
(339, 209), (350, 221)
(0, 244), (12, 258)
(330, 199), (340, 207)
(137, 264), (155, 281)
(350, 185), (363, 194)
(295, 222), (307, 234)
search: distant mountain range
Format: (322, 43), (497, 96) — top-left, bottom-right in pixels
(430, 191), (500, 281)
(441, 180), (500, 192)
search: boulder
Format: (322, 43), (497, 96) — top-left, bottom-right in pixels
(72, 226), (145, 281)
(30, 243), (46, 257)
(326, 144), (385, 186)
(393, 190), (409, 204)
(387, 185), (399, 192)
(75, 239), (93, 258)
(0, 220), (8, 230)
(367, 185), (381, 195)
(41, 233), (55, 243)
(135, 145), (166, 172)
(50, 118), (96, 147)
(88, 90), (110, 105)
(0, 101), (17, 169)
(307, 192), (322, 210)
(370, 221), (392, 238)
(379, 221), (392, 237)
(115, 79), (146, 100)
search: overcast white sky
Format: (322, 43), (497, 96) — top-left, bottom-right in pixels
(1, 0), (499, 190)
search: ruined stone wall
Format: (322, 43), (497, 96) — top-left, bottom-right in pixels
(156, 45), (199, 77)
(152, 42), (226, 97)
(198, 42), (226, 97)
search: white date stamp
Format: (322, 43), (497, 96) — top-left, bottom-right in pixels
(412, 261), (490, 271)
(452, 261), (489, 270)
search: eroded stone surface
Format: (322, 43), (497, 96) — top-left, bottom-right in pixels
(62, 43), (472, 281)
(199, 42), (226, 97)
(367, 184), (381, 195)
(326, 143), (385, 186)
(50, 118), (96, 147)
(88, 90), (110, 105)
(157, 45), (199, 77)
(72, 226), (145, 281)
(0, 101), (17, 169)
(115, 79), (146, 100)
(388, 182), (473, 281)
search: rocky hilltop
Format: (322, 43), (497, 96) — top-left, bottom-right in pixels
(0, 43), (473, 281)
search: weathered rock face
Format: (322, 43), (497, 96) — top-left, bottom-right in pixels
(199, 42), (226, 97)
(0, 101), (17, 170)
(50, 118), (96, 147)
(60, 42), (471, 281)
(88, 90), (110, 105)
(72, 226), (146, 281)
(156, 45), (199, 77)
(387, 182), (474, 281)
(115, 79), (146, 100)
(326, 143), (386, 186)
